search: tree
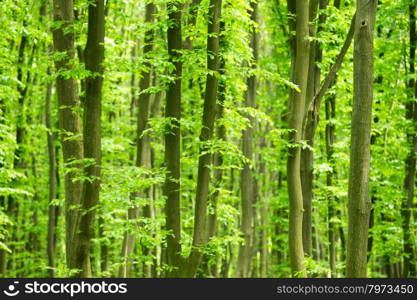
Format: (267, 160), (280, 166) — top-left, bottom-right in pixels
(74, 0), (105, 278)
(346, 0), (377, 277)
(119, 1), (156, 278)
(45, 66), (59, 278)
(164, 0), (183, 276)
(2, 0), (416, 280)
(179, 0), (223, 277)
(52, 0), (84, 271)
(286, 0), (310, 276)
(236, 0), (259, 278)
(402, 0), (417, 278)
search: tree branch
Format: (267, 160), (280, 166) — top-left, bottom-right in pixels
(311, 13), (356, 114)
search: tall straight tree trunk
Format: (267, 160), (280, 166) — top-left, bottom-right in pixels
(402, 0), (417, 278)
(259, 168), (269, 277)
(180, 0), (222, 278)
(300, 3), (354, 258)
(117, 43), (138, 278)
(325, 0), (342, 279)
(300, 0), (319, 258)
(119, 2), (156, 278)
(52, 0), (84, 270)
(346, 0), (376, 278)
(1, 26), (29, 276)
(98, 216), (108, 274)
(164, 0), (183, 276)
(287, 0), (310, 277)
(0, 97), (6, 275)
(259, 124), (270, 278)
(45, 69), (59, 278)
(74, 0), (105, 277)
(204, 20), (227, 277)
(136, 2), (156, 278)
(10, 23), (39, 275)
(325, 93), (337, 277)
(236, 0), (259, 278)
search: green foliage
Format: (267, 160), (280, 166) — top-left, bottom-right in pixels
(0, 0), (416, 279)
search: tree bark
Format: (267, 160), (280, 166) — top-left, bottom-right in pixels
(73, 0), (105, 277)
(164, 1), (183, 276)
(287, 0), (310, 277)
(236, 0), (259, 278)
(346, 0), (376, 278)
(137, 2), (156, 278)
(118, 1), (156, 278)
(179, 0), (222, 277)
(300, 0), (320, 258)
(325, 93), (337, 277)
(45, 68), (59, 278)
(204, 20), (227, 277)
(52, 0), (84, 270)
(402, 0), (417, 278)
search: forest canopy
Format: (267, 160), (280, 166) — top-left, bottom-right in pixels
(0, 0), (415, 278)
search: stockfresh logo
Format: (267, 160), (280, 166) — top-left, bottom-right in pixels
(3, 281), (20, 297)
(3, 281), (127, 297)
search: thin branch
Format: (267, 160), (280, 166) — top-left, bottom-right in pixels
(311, 13), (356, 113)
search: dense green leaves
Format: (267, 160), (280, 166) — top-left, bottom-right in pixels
(0, 0), (416, 278)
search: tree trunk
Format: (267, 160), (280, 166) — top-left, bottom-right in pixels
(52, 0), (84, 270)
(137, 3), (156, 278)
(346, 0), (376, 278)
(402, 0), (417, 278)
(117, 43), (138, 278)
(98, 216), (108, 274)
(164, 1), (183, 276)
(119, 1), (156, 278)
(287, 0), (310, 277)
(236, 0), (258, 278)
(45, 68), (59, 278)
(325, 93), (337, 277)
(73, 0), (105, 277)
(204, 20), (227, 277)
(300, 0), (319, 258)
(179, 0), (222, 277)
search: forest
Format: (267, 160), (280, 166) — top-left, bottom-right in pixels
(0, 0), (415, 278)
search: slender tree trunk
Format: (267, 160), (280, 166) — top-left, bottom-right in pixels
(0, 97), (6, 275)
(300, 0), (319, 258)
(98, 216), (108, 274)
(10, 24), (39, 276)
(260, 195), (269, 277)
(179, 0), (222, 277)
(45, 69), (59, 278)
(346, 0), (376, 277)
(1, 28), (27, 276)
(52, 0), (84, 270)
(324, 0), (343, 278)
(259, 132), (269, 277)
(73, 0), (105, 277)
(325, 93), (337, 277)
(118, 2), (156, 278)
(204, 20), (227, 277)
(402, 0), (417, 278)
(141, 136), (155, 277)
(236, 0), (259, 278)
(164, 1), (183, 276)
(137, 3), (156, 278)
(287, 0), (310, 277)
(117, 43), (138, 278)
